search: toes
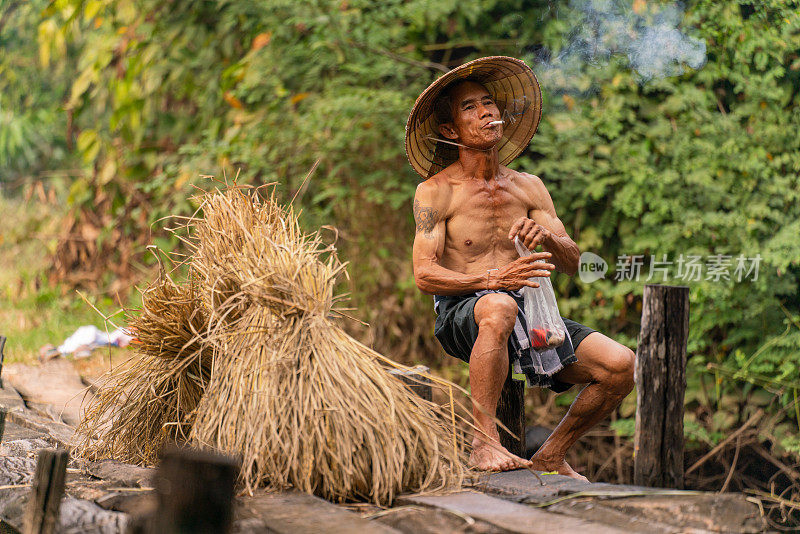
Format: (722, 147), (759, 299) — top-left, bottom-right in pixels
(509, 457), (527, 470)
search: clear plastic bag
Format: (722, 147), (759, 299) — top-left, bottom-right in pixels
(514, 237), (567, 350)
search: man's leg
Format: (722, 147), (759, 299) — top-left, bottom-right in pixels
(469, 293), (531, 471)
(529, 332), (635, 480)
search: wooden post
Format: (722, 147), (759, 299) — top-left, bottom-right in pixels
(0, 408), (6, 442)
(389, 366), (433, 401)
(24, 448), (69, 534)
(150, 447), (239, 534)
(496, 372), (525, 457)
(634, 284), (689, 489)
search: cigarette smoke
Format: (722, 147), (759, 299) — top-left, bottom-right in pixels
(530, 0), (706, 93)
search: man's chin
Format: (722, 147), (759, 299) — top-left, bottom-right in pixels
(464, 138), (501, 151)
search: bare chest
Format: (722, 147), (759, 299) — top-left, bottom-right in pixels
(444, 182), (530, 259)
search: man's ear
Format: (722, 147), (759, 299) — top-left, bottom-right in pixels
(438, 123), (458, 140)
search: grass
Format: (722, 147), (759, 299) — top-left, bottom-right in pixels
(0, 191), (134, 364)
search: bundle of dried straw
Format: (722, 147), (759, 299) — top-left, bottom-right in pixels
(76, 186), (470, 504)
(75, 272), (212, 465)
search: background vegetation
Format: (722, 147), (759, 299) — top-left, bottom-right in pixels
(2, 0), (799, 500)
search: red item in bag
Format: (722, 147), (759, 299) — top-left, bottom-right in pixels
(529, 327), (566, 350)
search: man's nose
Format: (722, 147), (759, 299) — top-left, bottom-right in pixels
(478, 105), (493, 119)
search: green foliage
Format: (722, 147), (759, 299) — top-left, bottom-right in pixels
(781, 436), (800, 456)
(0, 0), (75, 179)
(684, 416), (715, 446)
(610, 417), (636, 438)
(526, 0), (800, 451)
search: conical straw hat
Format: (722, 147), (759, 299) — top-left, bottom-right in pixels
(405, 56), (542, 179)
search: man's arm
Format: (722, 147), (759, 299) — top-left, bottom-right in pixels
(509, 174), (580, 276)
(412, 182), (554, 295)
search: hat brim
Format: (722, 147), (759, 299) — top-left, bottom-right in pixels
(405, 56), (542, 180)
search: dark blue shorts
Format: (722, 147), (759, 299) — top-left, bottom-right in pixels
(433, 292), (596, 392)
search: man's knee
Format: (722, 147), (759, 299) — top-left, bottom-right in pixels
(603, 344), (635, 395)
(475, 293), (517, 339)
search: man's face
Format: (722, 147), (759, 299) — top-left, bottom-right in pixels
(440, 81), (503, 149)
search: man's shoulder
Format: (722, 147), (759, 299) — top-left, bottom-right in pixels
(506, 168), (550, 199)
(502, 168), (553, 210)
(507, 167), (545, 189)
(415, 167), (455, 202)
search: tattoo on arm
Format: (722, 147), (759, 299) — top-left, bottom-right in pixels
(413, 199), (439, 237)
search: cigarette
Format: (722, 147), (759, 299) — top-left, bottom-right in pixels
(487, 120), (504, 126)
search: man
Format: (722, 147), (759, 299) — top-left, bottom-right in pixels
(405, 56), (635, 478)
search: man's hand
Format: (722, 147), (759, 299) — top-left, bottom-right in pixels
(508, 217), (551, 251)
(492, 252), (555, 291)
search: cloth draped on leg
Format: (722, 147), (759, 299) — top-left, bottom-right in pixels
(433, 290), (594, 391)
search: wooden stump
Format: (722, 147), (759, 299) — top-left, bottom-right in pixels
(496, 373), (525, 457)
(634, 284), (689, 489)
(24, 448), (69, 534)
(149, 447), (240, 534)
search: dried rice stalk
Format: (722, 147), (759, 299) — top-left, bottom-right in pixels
(74, 272), (212, 465)
(77, 185), (470, 505)
(189, 188), (468, 503)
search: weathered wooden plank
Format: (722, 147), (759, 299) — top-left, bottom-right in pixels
(0, 445), (126, 533)
(0, 424), (41, 444)
(149, 447), (239, 534)
(496, 373), (525, 457)
(58, 497), (128, 533)
(86, 460), (154, 488)
(0, 439), (51, 462)
(4, 360), (88, 427)
(547, 493), (766, 534)
(468, 467), (762, 532)
(634, 284), (689, 489)
(23, 449), (68, 534)
(1, 490), (127, 534)
(238, 491), (401, 534)
(474, 468), (593, 502)
(95, 491), (155, 516)
(359, 504), (506, 534)
(4, 410), (73, 447)
(400, 491), (628, 534)
(0, 383), (26, 413)
(0, 457), (36, 487)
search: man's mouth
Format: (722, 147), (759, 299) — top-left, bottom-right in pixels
(483, 120), (504, 129)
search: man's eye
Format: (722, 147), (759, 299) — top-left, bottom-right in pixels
(464, 105), (475, 110)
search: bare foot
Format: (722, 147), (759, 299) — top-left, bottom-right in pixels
(529, 456), (589, 481)
(470, 440), (532, 472)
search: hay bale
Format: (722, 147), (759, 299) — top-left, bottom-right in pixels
(76, 186), (469, 504)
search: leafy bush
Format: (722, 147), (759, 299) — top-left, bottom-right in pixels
(0, 0), (73, 179)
